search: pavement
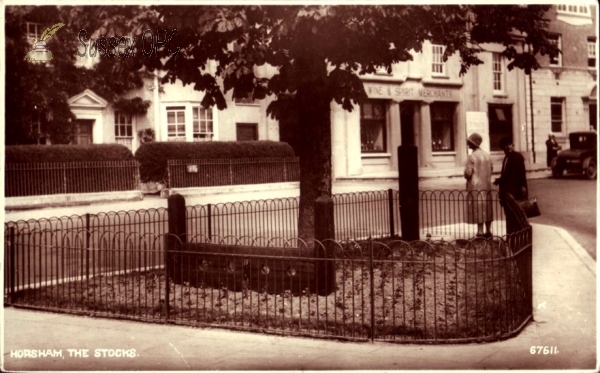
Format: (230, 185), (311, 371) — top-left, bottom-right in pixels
(2, 168), (598, 371)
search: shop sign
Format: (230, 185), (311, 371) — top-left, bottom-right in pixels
(364, 82), (455, 101)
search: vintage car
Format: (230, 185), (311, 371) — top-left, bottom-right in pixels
(551, 131), (597, 180)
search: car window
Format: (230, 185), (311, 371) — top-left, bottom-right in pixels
(569, 133), (597, 149)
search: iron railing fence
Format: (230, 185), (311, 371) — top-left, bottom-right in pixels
(5, 161), (141, 197)
(333, 190), (401, 240)
(4, 228), (532, 344)
(167, 158), (300, 188)
(186, 198), (300, 241)
(5, 189), (507, 247)
(5, 209), (170, 240)
(419, 190), (505, 239)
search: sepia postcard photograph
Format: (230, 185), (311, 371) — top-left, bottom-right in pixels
(1, 0), (598, 371)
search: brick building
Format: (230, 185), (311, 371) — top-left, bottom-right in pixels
(525, 3), (597, 163)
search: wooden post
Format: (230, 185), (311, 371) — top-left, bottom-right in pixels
(398, 145), (420, 241)
(314, 194), (336, 295)
(166, 193), (187, 319)
(388, 188), (395, 237)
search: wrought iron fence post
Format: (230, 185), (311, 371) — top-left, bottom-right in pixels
(207, 203), (213, 241)
(167, 160), (172, 190)
(369, 236), (375, 342)
(63, 164), (67, 194)
(9, 227), (16, 303)
(229, 159), (234, 185)
(85, 213), (90, 281)
(388, 188), (395, 237)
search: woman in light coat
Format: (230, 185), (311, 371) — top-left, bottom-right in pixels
(464, 133), (494, 237)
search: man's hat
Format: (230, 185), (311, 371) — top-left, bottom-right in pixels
(499, 136), (513, 149)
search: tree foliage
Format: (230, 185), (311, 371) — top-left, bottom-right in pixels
(6, 4), (559, 237)
(5, 6), (148, 144)
(100, 4), (554, 237)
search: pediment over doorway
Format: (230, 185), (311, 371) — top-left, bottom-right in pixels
(68, 89), (108, 108)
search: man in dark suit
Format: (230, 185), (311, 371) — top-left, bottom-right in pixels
(494, 137), (528, 234)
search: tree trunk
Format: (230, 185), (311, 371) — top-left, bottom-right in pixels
(295, 76), (333, 240)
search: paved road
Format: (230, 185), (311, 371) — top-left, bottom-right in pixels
(528, 177), (597, 259)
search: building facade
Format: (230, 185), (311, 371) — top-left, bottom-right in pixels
(27, 4), (596, 179)
(331, 40), (529, 178)
(525, 3), (597, 163)
(64, 59), (280, 154)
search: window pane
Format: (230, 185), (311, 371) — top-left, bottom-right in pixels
(167, 112), (175, 123)
(177, 112), (185, 123)
(549, 36), (561, 66)
(550, 98), (563, 133)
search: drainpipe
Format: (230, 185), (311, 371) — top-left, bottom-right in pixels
(153, 74), (161, 141)
(529, 69), (536, 164)
(527, 43), (536, 164)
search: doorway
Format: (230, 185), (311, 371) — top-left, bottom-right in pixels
(74, 119), (94, 145)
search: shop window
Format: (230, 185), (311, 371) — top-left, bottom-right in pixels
(551, 97), (564, 133)
(548, 35), (562, 67)
(488, 104), (513, 151)
(166, 106), (186, 141)
(360, 101), (387, 153)
(114, 112), (133, 150)
(588, 38), (596, 68)
(236, 123), (258, 141)
(430, 102), (455, 152)
(193, 106), (213, 141)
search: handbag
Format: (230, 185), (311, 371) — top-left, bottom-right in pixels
(518, 197), (541, 218)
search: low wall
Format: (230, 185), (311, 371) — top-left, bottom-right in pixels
(4, 191), (143, 211)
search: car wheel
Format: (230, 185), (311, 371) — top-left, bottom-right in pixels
(584, 158), (597, 180)
(551, 158), (563, 178)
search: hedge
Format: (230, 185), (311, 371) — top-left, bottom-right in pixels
(5, 144), (134, 163)
(5, 145), (137, 197)
(134, 141), (296, 183)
